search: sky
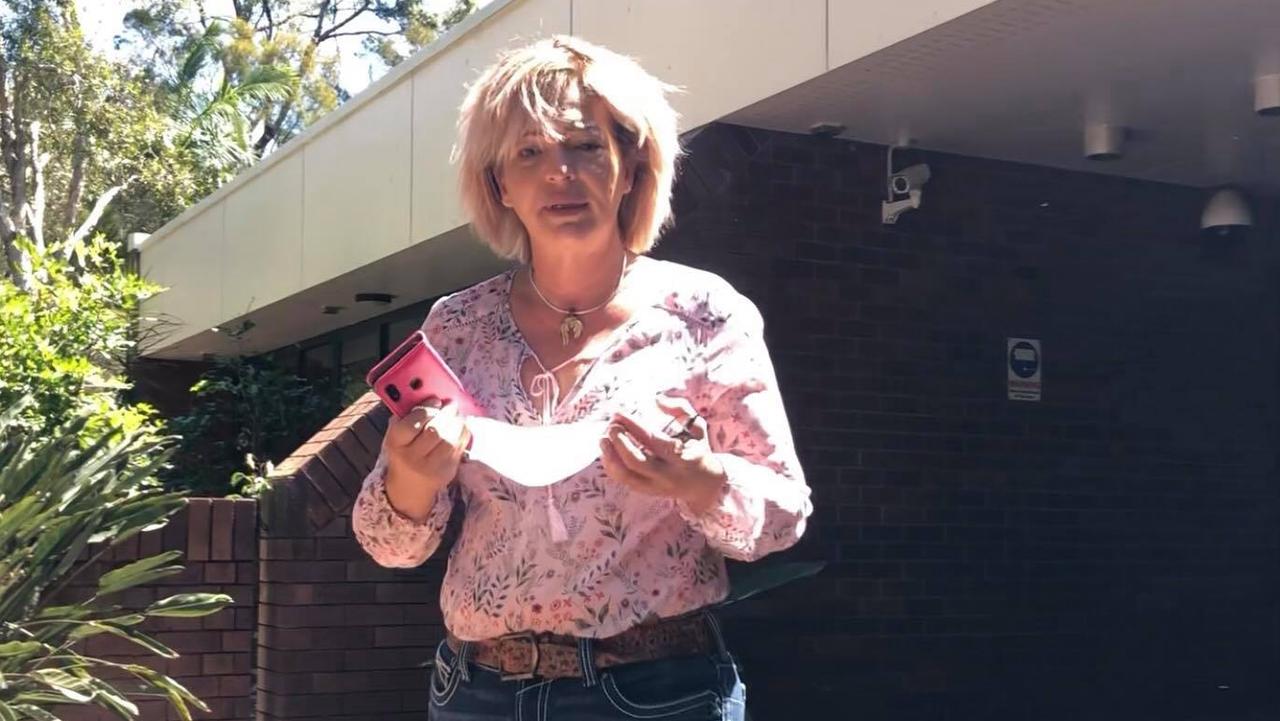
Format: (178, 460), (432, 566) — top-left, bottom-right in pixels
(76, 0), (488, 96)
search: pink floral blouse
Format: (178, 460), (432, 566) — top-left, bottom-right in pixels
(351, 259), (812, 640)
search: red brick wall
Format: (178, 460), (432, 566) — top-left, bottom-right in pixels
(255, 394), (445, 721)
(49, 498), (258, 721)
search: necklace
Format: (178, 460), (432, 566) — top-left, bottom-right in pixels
(529, 253), (628, 346)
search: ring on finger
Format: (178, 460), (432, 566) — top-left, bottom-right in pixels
(663, 413), (701, 441)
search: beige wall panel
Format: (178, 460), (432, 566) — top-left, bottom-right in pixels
(828, 0), (995, 69)
(410, 0), (572, 243)
(221, 153), (304, 320)
(573, 0), (826, 129)
(302, 81), (413, 286)
(139, 205), (225, 344)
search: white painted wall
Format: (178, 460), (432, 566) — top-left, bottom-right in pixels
(410, 0), (572, 243)
(573, 0), (827, 130)
(142, 204), (224, 339)
(221, 153), (303, 321)
(302, 80), (414, 287)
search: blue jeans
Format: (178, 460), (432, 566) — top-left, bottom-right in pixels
(427, 614), (748, 720)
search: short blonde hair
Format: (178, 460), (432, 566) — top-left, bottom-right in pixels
(453, 35), (681, 263)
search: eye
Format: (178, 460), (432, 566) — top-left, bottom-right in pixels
(578, 141), (603, 152)
(517, 146), (539, 159)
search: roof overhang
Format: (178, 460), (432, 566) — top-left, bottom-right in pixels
(139, 0), (1280, 360)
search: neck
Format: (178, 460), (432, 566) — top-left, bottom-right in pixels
(527, 236), (628, 311)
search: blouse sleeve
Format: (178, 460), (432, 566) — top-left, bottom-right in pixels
(351, 454), (455, 568)
(350, 295), (462, 568)
(675, 297), (813, 562)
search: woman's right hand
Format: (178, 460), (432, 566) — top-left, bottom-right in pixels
(382, 398), (471, 520)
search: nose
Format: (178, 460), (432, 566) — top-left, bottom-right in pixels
(545, 145), (575, 182)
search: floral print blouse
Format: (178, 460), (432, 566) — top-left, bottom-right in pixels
(351, 259), (812, 640)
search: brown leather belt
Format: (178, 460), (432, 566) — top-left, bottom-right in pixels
(445, 613), (716, 681)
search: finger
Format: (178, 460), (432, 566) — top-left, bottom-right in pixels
(609, 413), (670, 456)
(413, 396), (444, 412)
(657, 396), (707, 442)
(406, 412), (449, 458)
(606, 425), (648, 464)
(409, 398), (451, 429)
(599, 439), (656, 492)
(385, 406), (431, 448)
(421, 429), (459, 469)
(603, 429), (659, 478)
(682, 411), (709, 442)
(614, 411), (685, 459)
(427, 402), (464, 445)
(655, 394), (698, 425)
(407, 429), (444, 460)
(451, 423), (473, 464)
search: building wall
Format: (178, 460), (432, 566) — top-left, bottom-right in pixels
(101, 123), (1278, 721)
(653, 124), (1280, 720)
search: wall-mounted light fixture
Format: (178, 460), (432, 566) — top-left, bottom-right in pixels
(1200, 187), (1253, 238)
(1084, 123), (1125, 160)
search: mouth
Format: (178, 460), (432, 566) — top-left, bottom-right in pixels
(544, 201), (589, 213)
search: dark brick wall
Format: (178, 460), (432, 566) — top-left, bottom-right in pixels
(652, 123), (1280, 721)
(112, 123), (1278, 721)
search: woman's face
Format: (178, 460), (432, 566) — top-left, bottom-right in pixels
(495, 85), (634, 252)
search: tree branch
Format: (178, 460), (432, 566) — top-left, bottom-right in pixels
(62, 131), (87, 230)
(316, 0), (372, 43)
(261, 0), (274, 39)
(27, 120), (45, 252)
(0, 39), (16, 250)
(311, 0), (333, 42)
(9, 75), (29, 241)
(65, 183), (127, 256)
(323, 29), (400, 39)
(253, 96), (292, 157)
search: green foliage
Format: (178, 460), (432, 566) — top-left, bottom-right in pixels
(165, 357), (350, 497)
(0, 0), (209, 274)
(0, 235), (162, 440)
(366, 0), (478, 67)
(165, 20), (299, 185)
(0, 398), (231, 721)
(118, 0), (478, 157)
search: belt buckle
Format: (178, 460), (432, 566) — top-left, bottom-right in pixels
(498, 632), (540, 681)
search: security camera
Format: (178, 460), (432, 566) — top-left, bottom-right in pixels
(882, 154), (932, 224)
(890, 163), (931, 195)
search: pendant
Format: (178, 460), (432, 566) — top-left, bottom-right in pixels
(559, 314), (584, 345)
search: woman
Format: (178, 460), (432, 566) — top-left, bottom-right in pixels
(352, 35), (812, 721)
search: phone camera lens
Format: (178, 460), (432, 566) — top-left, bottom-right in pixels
(409, 377), (423, 391)
(386, 384), (401, 402)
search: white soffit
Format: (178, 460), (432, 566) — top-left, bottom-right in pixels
(729, 0), (1280, 192)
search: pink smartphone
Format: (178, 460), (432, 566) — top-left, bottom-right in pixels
(365, 330), (484, 419)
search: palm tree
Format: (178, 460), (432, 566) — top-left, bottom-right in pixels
(0, 399), (231, 720)
(168, 22), (297, 181)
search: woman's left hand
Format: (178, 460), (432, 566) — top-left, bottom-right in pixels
(599, 395), (727, 514)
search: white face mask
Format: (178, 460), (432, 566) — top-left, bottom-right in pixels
(464, 417), (609, 487)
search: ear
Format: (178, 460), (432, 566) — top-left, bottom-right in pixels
(620, 151), (638, 196)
